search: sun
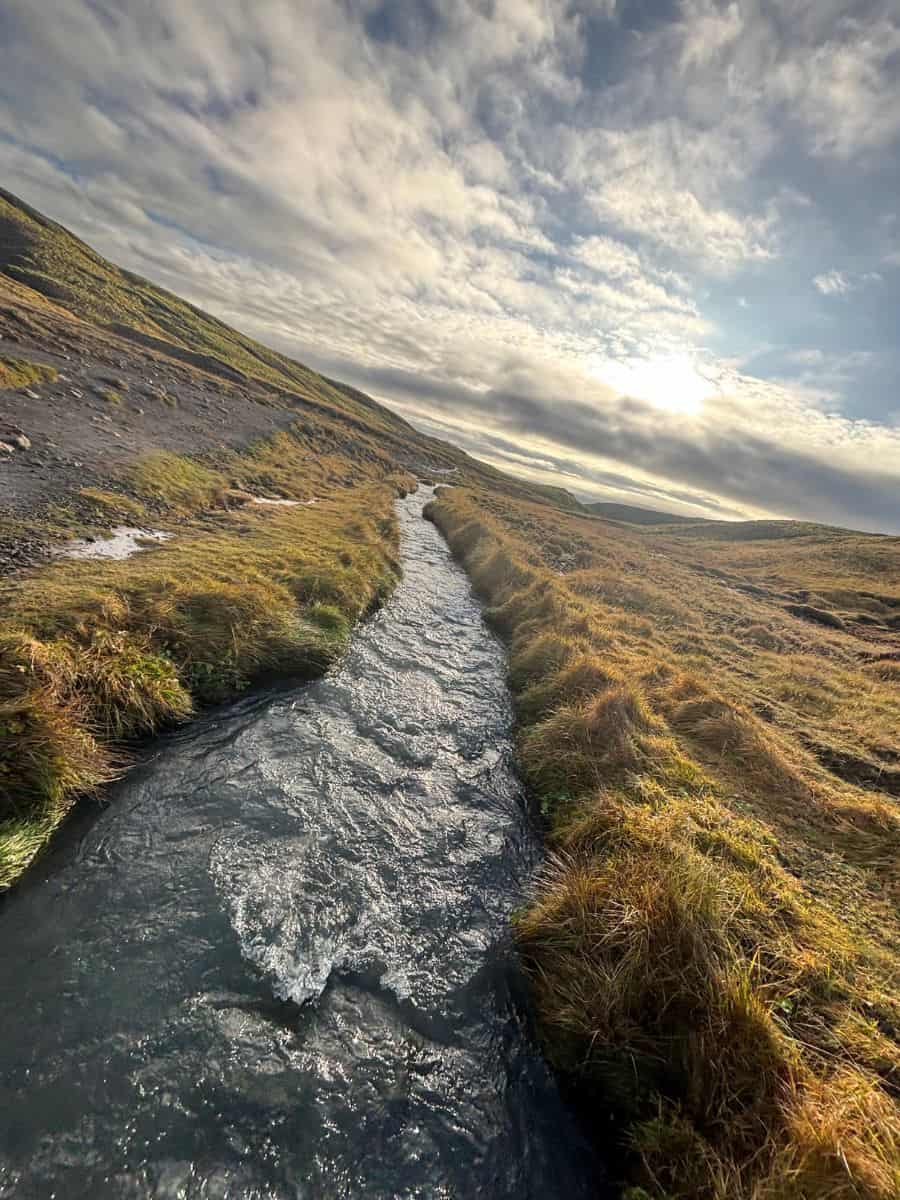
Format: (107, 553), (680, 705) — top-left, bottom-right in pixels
(591, 354), (716, 415)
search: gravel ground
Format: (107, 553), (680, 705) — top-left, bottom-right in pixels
(0, 292), (305, 572)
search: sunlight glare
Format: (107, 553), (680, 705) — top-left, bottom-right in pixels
(593, 354), (716, 415)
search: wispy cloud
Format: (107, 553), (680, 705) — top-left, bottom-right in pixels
(814, 269), (882, 296)
(1, 0), (899, 530)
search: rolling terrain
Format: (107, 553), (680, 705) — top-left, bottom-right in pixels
(586, 500), (712, 526)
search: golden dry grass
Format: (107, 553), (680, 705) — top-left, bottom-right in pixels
(0, 431), (414, 888)
(427, 486), (900, 1200)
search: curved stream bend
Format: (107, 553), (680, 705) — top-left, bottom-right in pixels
(0, 487), (604, 1199)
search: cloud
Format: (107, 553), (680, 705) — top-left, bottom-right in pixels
(813, 269), (882, 296)
(1, 0), (899, 530)
(814, 270), (853, 296)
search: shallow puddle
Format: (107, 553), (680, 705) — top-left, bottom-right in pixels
(60, 525), (173, 560)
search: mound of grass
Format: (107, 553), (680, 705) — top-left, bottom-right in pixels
(0, 353), (57, 391)
(77, 488), (148, 522)
(427, 487), (900, 1200)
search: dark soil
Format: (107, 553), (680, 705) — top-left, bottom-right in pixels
(0, 297), (307, 571)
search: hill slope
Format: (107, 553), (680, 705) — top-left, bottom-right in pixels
(0, 186), (413, 431)
(587, 500), (711, 525)
(0, 187), (581, 535)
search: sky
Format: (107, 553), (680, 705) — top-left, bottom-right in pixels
(2, 1), (900, 531)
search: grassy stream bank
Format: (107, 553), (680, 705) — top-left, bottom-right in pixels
(427, 486), (899, 1200)
(0, 432), (413, 887)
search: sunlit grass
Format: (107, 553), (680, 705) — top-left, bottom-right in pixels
(0, 433), (413, 888)
(0, 353), (57, 391)
(427, 486), (900, 1200)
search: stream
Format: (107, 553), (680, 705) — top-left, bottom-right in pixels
(0, 487), (606, 1199)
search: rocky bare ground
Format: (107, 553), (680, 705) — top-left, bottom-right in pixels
(0, 296), (322, 572)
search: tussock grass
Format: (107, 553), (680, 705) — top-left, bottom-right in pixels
(521, 688), (663, 794)
(1, 437), (412, 887)
(129, 450), (227, 511)
(427, 487), (900, 1199)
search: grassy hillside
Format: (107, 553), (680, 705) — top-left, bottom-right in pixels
(588, 500), (711, 526)
(0, 187), (411, 433)
(0, 187), (584, 516)
(428, 485), (899, 1200)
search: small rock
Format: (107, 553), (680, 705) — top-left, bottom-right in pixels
(25, 389), (40, 400)
(0, 441), (15, 455)
(12, 433), (30, 450)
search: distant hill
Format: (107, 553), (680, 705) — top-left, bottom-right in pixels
(0, 186), (425, 438)
(0, 186), (582, 514)
(587, 500), (710, 525)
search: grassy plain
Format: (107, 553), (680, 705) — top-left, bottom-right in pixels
(427, 487), (900, 1200)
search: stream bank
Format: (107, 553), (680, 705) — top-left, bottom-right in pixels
(0, 488), (607, 1199)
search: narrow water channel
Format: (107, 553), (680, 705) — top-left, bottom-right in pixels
(0, 488), (606, 1199)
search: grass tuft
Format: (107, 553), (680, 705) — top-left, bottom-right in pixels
(0, 353), (57, 391)
(129, 450), (227, 511)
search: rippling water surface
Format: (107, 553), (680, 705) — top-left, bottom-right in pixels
(0, 488), (604, 1199)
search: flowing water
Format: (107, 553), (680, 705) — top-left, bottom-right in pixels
(0, 488), (606, 1199)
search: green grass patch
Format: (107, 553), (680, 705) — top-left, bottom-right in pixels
(77, 488), (148, 522)
(0, 354), (57, 391)
(129, 450), (227, 511)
